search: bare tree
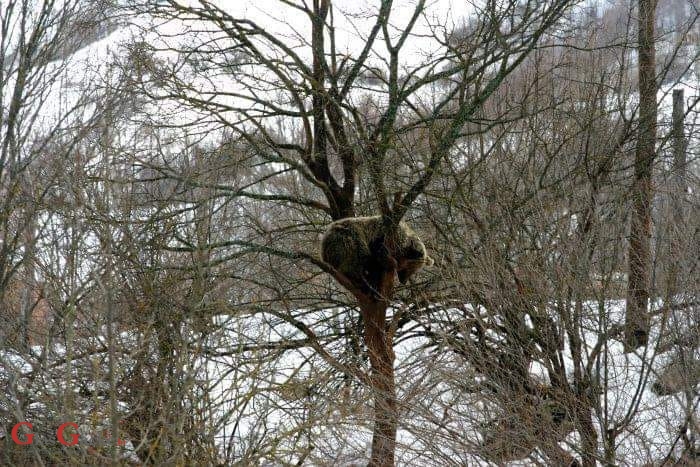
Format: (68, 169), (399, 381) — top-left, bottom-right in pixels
(122, 0), (573, 463)
(625, 0), (658, 351)
(3, 1), (698, 465)
(0, 0), (117, 350)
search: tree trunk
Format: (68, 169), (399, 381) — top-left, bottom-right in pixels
(671, 90), (687, 213)
(578, 403), (599, 467)
(625, 0), (657, 351)
(18, 224), (36, 351)
(359, 271), (397, 467)
(666, 89), (687, 297)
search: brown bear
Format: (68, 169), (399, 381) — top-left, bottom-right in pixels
(320, 215), (433, 296)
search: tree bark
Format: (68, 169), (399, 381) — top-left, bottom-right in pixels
(671, 90), (687, 207)
(358, 269), (397, 467)
(625, 0), (657, 351)
(18, 224), (37, 351)
(578, 403), (599, 467)
(666, 89), (687, 297)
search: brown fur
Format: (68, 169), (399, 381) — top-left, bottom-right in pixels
(320, 216), (433, 296)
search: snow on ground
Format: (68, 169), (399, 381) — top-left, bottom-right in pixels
(193, 299), (698, 465)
